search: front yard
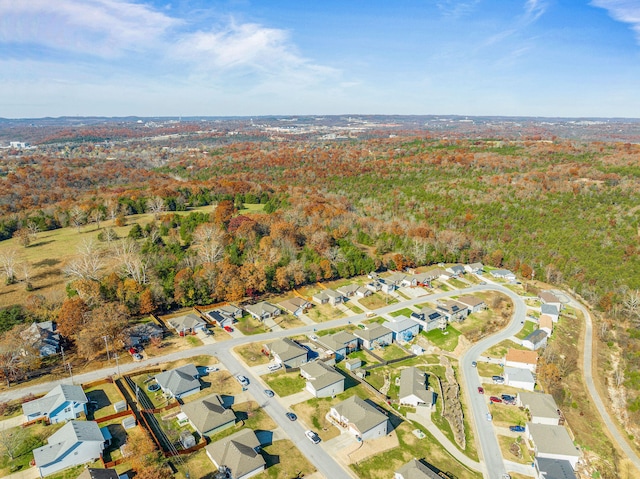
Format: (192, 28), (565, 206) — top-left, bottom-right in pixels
(422, 327), (461, 352)
(514, 320), (537, 340)
(497, 435), (534, 465)
(235, 315), (270, 335)
(0, 422), (65, 476)
(359, 293), (398, 310)
(262, 370), (306, 397)
(254, 439), (317, 479)
(234, 343), (271, 366)
(307, 303), (346, 322)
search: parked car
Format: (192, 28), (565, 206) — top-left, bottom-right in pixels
(492, 375), (505, 384)
(267, 362), (282, 372)
(224, 325), (234, 333)
(489, 396), (503, 404)
(132, 353), (143, 361)
(501, 394), (516, 404)
(128, 347), (138, 355)
(236, 375), (249, 387)
(509, 425), (526, 432)
(305, 430), (321, 444)
(286, 412), (297, 421)
(486, 413), (492, 421)
(205, 366), (219, 373)
(264, 389), (274, 397)
(477, 387), (485, 394)
(471, 361), (477, 368)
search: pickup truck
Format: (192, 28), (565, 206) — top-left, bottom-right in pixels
(509, 425), (525, 432)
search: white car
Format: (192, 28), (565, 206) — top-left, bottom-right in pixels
(267, 363), (282, 372)
(305, 430), (321, 444)
(205, 366), (219, 373)
(236, 375), (249, 387)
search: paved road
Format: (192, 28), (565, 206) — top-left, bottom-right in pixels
(570, 296), (640, 473)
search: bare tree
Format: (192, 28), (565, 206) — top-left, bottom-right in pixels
(147, 196), (165, 220)
(89, 209), (104, 230)
(105, 199), (120, 223)
(62, 239), (103, 281)
(0, 249), (18, 284)
(69, 206), (86, 231)
(193, 224), (225, 264)
(113, 239), (149, 284)
(26, 222), (40, 241)
(614, 362), (625, 388)
(0, 426), (29, 461)
(623, 290), (640, 325)
(21, 262), (33, 291)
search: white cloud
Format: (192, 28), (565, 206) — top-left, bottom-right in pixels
(591, 0), (640, 42)
(524, 0), (548, 23)
(436, 1), (481, 18)
(0, 0), (179, 56)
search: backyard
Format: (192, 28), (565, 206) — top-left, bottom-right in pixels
(85, 380), (126, 420)
(0, 422), (65, 476)
(254, 439), (317, 479)
(422, 327), (461, 352)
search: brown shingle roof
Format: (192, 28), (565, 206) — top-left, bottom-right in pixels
(505, 348), (538, 365)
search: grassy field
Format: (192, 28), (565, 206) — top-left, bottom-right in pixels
(484, 339), (527, 358)
(0, 422), (65, 476)
(84, 381), (125, 420)
(476, 361), (503, 377)
(378, 343), (411, 361)
(422, 327), (461, 352)
(488, 403), (528, 427)
(359, 293), (398, 309)
(234, 343), (270, 366)
(514, 320), (537, 340)
(263, 370), (306, 397)
(235, 314), (270, 335)
(307, 302), (345, 322)
(272, 313), (306, 330)
(389, 307), (415, 318)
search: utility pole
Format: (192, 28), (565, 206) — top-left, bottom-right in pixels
(61, 346), (73, 384)
(102, 335), (110, 362)
(114, 352), (121, 378)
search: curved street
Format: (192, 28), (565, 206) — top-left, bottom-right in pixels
(2, 282), (638, 478)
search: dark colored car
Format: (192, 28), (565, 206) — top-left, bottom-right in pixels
(477, 387), (485, 394)
(501, 394), (516, 403)
(286, 412), (297, 421)
(264, 389), (274, 397)
(509, 425), (526, 432)
(489, 396), (503, 404)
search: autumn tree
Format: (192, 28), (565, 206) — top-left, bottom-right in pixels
(520, 263), (533, 280)
(57, 297), (89, 338)
(212, 199), (236, 227)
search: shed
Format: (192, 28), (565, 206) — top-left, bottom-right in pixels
(122, 416), (136, 429)
(114, 400), (127, 413)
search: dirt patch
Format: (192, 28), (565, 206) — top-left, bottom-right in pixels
(338, 430), (399, 465)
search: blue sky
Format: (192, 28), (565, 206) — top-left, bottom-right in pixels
(1, 0), (640, 118)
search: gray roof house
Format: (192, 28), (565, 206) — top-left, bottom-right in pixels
(446, 264), (465, 276)
(23, 384), (88, 424)
(245, 301), (281, 321)
(205, 428), (265, 479)
(20, 321), (60, 357)
(436, 299), (469, 321)
(383, 316), (420, 342)
(526, 423), (581, 469)
(465, 262), (484, 273)
(167, 313), (207, 334)
(300, 361), (345, 398)
(316, 331), (358, 361)
(266, 338), (308, 368)
(181, 393), (236, 436)
(337, 283), (361, 297)
(490, 269), (517, 280)
(457, 295), (487, 314)
(395, 459), (443, 479)
(312, 289), (344, 306)
(398, 367), (435, 409)
(353, 324), (393, 349)
(278, 297), (312, 316)
(541, 304), (560, 322)
(539, 291), (563, 309)
(535, 457), (577, 479)
(504, 367), (536, 391)
(518, 392), (561, 426)
(124, 322), (164, 348)
(206, 304), (244, 327)
(411, 307), (447, 332)
(33, 420), (107, 477)
(329, 395), (388, 440)
(522, 329), (548, 351)
(155, 363), (201, 399)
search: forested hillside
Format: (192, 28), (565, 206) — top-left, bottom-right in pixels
(1, 131), (639, 441)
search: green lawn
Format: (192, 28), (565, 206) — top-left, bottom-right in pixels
(489, 403), (529, 427)
(359, 293), (398, 309)
(235, 315), (269, 335)
(263, 370), (306, 397)
(254, 439), (317, 479)
(345, 302), (364, 314)
(484, 339), (527, 358)
(497, 435), (534, 465)
(0, 422), (65, 476)
(379, 343), (411, 361)
(390, 308), (415, 318)
(422, 327), (461, 352)
(515, 320), (537, 340)
(476, 362), (503, 377)
(84, 382), (125, 420)
(448, 278), (467, 289)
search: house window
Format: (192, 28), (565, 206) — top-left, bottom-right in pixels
(64, 407), (71, 413)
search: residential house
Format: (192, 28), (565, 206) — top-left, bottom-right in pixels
(22, 384), (88, 424)
(446, 264), (465, 276)
(245, 302), (281, 321)
(20, 321), (60, 357)
(505, 348), (538, 373)
(167, 313), (207, 335)
(205, 428), (265, 479)
(526, 423), (581, 469)
(155, 363), (201, 399)
(316, 331), (358, 361)
(534, 457), (577, 479)
(353, 324), (393, 349)
(76, 468), (120, 479)
(124, 322), (164, 348)
(518, 392), (562, 426)
(354, 286), (372, 298)
(383, 316), (420, 342)
(266, 338), (307, 368)
(337, 283), (361, 297)
(207, 304), (244, 327)
(457, 295), (487, 314)
(217, 304), (244, 319)
(278, 297), (312, 317)
(398, 367), (435, 409)
(181, 393), (236, 437)
(386, 272), (414, 287)
(426, 268), (453, 281)
(539, 291), (563, 311)
(329, 395), (388, 440)
(365, 280), (382, 293)
(378, 279), (397, 294)
(465, 262), (484, 274)
(33, 420), (107, 477)
(413, 272), (434, 286)
(411, 307), (447, 332)
(300, 361), (345, 398)
(490, 269), (517, 281)
(541, 304), (560, 323)
(436, 300), (469, 321)
(395, 459), (443, 479)
(539, 315), (554, 336)
(312, 289), (344, 306)
(504, 367), (536, 391)
(522, 329), (548, 351)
